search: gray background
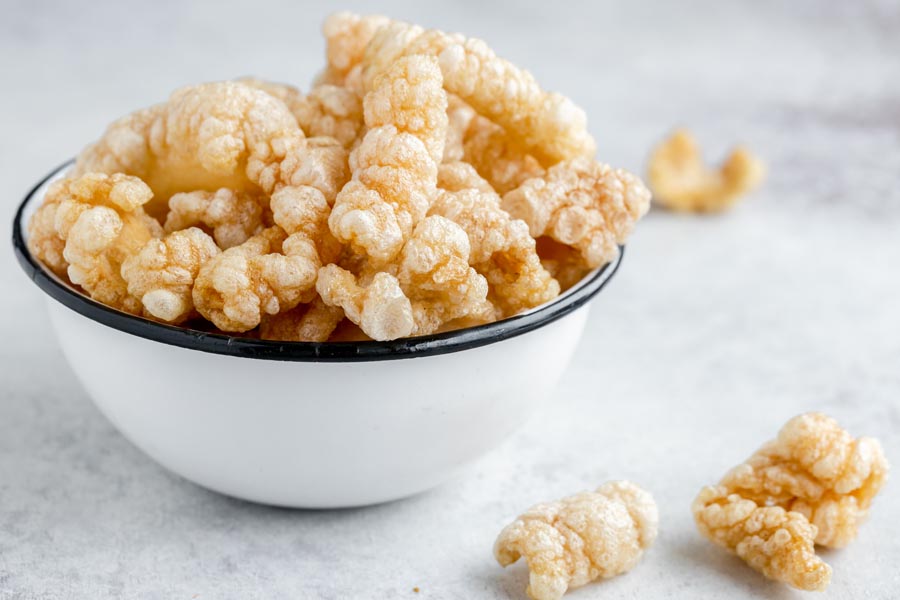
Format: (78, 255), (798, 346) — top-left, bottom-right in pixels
(1, 1), (898, 598)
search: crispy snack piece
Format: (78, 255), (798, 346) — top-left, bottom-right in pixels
(430, 187), (559, 316)
(293, 85), (364, 149)
(359, 17), (596, 165)
(316, 264), (414, 341)
(192, 179), (341, 333)
(396, 216), (492, 334)
(437, 161), (493, 193)
(192, 226), (303, 332)
(693, 487), (832, 591)
(502, 158), (651, 269)
(462, 114), (545, 194)
(259, 296), (345, 342)
(27, 197), (69, 279)
(534, 237), (591, 293)
(495, 481), (658, 600)
(718, 413), (889, 549)
(443, 95), (476, 163)
(29, 173), (162, 314)
(122, 227), (220, 323)
(73, 82), (295, 217)
(236, 77), (307, 117)
(164, 188), (264, 249)
(319, 216), (491, 340)
(647, 129), (765, 213)
(329, 55), (447, 265)
(319, 12), (392, 87)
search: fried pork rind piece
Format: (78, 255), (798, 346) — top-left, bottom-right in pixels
(316, 264), (414, 341)
(164, 188), (264, 249)
(192, 179), (341, 333)
(73, 82), (294, 216)
(443, 95), (476, 163)
(192, 227), (286, 332)
(27, 197), (69, 279)
(236, 77), (307, 117)
(693, 487), (832, 591)
(259, 297), (345, 342)
(534, 237), (592, 293)
(396, 215), (492, 334)
(329, 55), (447, 265)
(359, 17), (595, 165)
(430, 187), (559, 316)
(502, 158), (651, 270)
(717, 413), (889, 549)
(292, 85), (364, 149)
(647, 129), (765, 213)
(463, 113), (546, 194)
(437, 161), (493, 193)
(318, 216), (492, 340)
(121, 227), (220, 323)
(73, 81), (349, 219)
(319, 12), (392, 87)
(495, 481), (658, 600)
(29, 173), (163, 314)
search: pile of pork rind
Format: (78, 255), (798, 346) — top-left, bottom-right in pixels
(28, 12), (651, 342)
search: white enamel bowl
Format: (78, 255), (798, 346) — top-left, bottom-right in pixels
(12, 163), (623, 508)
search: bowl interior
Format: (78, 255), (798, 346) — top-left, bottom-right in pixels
(13, 161), (622, 361)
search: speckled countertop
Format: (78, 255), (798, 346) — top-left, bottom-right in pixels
(1, 1), (898, 598)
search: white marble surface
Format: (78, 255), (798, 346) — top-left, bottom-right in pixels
(1, 1), (899, 598)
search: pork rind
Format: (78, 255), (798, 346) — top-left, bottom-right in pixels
(319, 12), (392, 87)
(29, 173), (162, 314)
(693, 486), (832, 591)
(443, 95), (476, 163)
(358, 17), (596, 165)
(693, 413), (889, 590)
(192, 179), (340, 333)
(495, 481), (658, 600)
(164, 188), (264, 249)
(329, 54), (447, 265)
(236, 77), (307, 117)
(647, 128), (765, 213)
(718, 413), (889, 549)
(121, 227), (220, 323)
(316, 264), (414, 341)
(291, 84), (364, 149)
(27, 14), (652, 342)
(430, 187), (559, 316)
(318, 216), (491, 340)
(259, 297), (345, 342)
(462, 113), (545, 194)
(74, 82), (298, 217)
(502, 158), (651, 270)
(436, 161), (494, 193)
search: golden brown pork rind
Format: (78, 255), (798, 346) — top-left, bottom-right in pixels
(693, 412), (889, 591)
(328, 54), (447, 265)
(718, 412), (889, 549)
(122, 227), (220, 323)
(164, 188), (264, 249)
(259, 297), (345, 342)
(29, 173), (162, 314)
(502, 158), (651, 270)
(495, 481), (658, 600)
(693, 486), (832, 591)
(358, 17), (596, 165)
(430, 186), (558, 316)
(647, 129), (765, 213)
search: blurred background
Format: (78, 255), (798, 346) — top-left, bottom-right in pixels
(1, 1), (898, 598)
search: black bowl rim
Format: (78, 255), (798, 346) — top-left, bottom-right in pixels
(12, 161), (622, 362)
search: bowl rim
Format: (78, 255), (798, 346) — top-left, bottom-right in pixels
(12, 161), (623, 362)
